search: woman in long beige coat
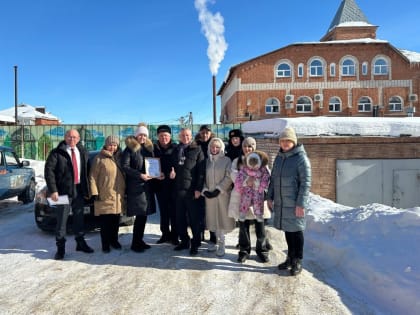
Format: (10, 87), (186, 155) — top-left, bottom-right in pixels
(202, 138), (235, 257)
(89, 135), (126, 253)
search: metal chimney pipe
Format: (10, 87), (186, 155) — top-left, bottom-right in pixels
(212, 75), (216, 124)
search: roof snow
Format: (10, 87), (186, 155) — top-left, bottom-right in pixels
(242, 117), (420, 137)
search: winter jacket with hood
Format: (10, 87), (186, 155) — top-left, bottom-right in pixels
(121, 136), (156, 216)
(89, 148), (125, 216)
(202, 138), (235, 232)
(228, 151), (272, 220)
(267, 143), (311, 232)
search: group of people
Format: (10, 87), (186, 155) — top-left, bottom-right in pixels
(44, 123), (311, 276)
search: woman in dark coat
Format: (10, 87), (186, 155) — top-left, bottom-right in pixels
(267, 127), (311, 276)
(121, 124), (156, 252)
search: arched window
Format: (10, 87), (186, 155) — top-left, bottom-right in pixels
(358, 97), (372, 112)
(329, 97), (341, 112)
(310, 59), (323, 77)
(296, 96), (312, 113)
(330, 63), (336, 76)
(389, 96), (403, 111)
(373, 58), (388, 75)
(298, 63), (304, 77)
(276, 63), (291, 77)
(265, 98), (280, 114)
(341, 59), (355, 76)
(362, 62), (368, 75)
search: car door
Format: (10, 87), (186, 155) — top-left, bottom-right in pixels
(0, 150), (27, 199)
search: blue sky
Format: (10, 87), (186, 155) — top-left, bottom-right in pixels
(1, 0), (419, 125)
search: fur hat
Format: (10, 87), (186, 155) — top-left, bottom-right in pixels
(279, 127), (297, 146)
(245, 150), (268, 169)
(242, 137), (256, 151)
(157, 125), (171, 134)
(105, 135), (119, 146)
(199, 124), (211, 132)
(134, 125), (149, 137)
(246, 152), (262, 169)
(229, 129), (243, 139)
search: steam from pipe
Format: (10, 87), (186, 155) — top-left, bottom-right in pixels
(194, 0), (228, 76)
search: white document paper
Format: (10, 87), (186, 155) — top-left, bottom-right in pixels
(47, 194), (70, 206)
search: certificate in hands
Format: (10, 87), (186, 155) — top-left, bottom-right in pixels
(145, 157), (161, 178)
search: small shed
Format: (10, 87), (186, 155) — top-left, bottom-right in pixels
(243, 117), (420, 208)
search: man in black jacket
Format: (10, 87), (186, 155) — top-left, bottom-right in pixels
(44, 129), (94, 260)
(153, 125), (178, 245)
(170, 128), (205, 255)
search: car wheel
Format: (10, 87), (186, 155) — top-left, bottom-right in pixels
(19, 179), (36, 204)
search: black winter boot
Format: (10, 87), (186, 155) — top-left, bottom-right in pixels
(290, 258), (302, 276)
(54, 239), (66, 260)
(75, 236), (94, 253)
(278, 256), (292, 270)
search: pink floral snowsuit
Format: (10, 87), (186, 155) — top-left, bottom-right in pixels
(235, 165), (270, 221)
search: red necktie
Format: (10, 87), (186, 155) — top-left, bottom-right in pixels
(71, 148), (79, 184)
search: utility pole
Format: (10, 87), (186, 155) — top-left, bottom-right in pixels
(14, 66), (18, 125)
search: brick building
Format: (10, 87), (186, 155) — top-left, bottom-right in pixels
(218, 0), (420, 123)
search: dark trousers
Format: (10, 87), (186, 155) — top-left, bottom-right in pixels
(238, 220), (268, 254)
(131, 215), (147, 247)
(55, 184), (85, 241)
(99, 214), (120, 248)
(175, 190), (201, 249)
(156, 190), (177, 240)
(285, 231), (304, 260)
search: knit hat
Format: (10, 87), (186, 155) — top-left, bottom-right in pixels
(229, 129), (243, 139)
(105, 135), (119, 146)
(135, 125), (149, 137)
(242, 137), (256, 151)
(157, 125), (171, 134)
(279, 127), (297, 146)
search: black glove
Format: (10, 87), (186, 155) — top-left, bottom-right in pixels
(203, 191), (213, 198)
(212, 189), (220, 197)
(205, 189), (220, 198)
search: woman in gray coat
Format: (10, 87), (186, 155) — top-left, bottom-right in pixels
(267, 127), (311, 276)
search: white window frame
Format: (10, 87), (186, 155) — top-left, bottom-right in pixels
(358, 97), (372, 112)
(362, 62), (368, 75)
(276, 63), (291, 77)
(296, 96), (313, 113)
(330, 63), (336, 77)
(373, 58), (388, 75)
(389, 96), (403, 112)
(329, 97), (341, 112)
(298, 63), (304, 77)
(310, 59), (323, 77)
(341, 58), (355, 76)
(265, 98), (280, 114)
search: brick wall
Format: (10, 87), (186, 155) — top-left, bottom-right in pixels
(256, 136), (420, 201)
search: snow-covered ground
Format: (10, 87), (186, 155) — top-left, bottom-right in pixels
(0, 158), (418, 314)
